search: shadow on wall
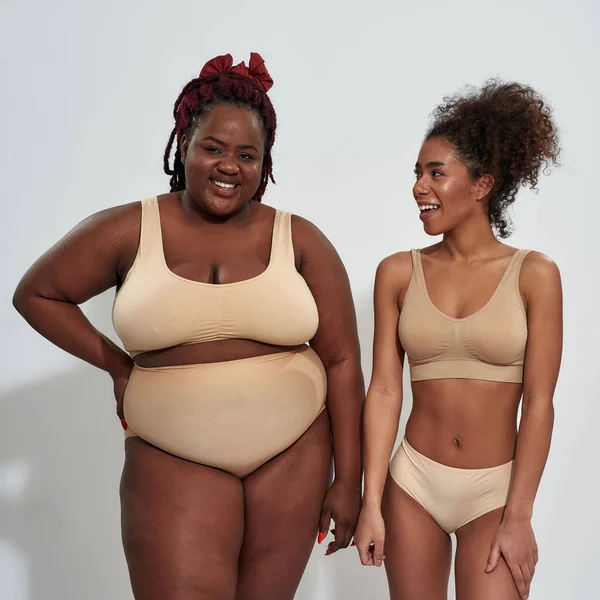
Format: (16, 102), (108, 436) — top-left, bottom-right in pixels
(1, 293), (130, 600)
(0, 366), (131, 600)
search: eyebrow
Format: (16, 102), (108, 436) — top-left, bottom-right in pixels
(415, 161), (447, 168)
(201, 136), (259, 152)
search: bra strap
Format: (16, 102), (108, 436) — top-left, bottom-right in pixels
(411, 249), (426, 293)
(137, 197), (164, 263)
(270, 211), (295, 266)
(507, 249), (533, 295)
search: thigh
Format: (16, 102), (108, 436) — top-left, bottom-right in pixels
(236, 410), (332, 600)
(121, 437), (244, 600)
(382, 474), (452, 600)
(455, 507), (520, 600)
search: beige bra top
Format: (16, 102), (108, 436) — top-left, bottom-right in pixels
(398, 249), (531, 383)
(112, 197), (319, 356)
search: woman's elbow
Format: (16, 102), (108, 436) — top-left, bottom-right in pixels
(12, 281), (30, 316)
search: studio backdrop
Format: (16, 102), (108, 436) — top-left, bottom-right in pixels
(1, 0), (598, 598)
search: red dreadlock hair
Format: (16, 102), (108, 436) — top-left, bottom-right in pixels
(163, 54), (277, 202)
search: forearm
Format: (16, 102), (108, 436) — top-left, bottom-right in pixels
(505, 399), (554, 520)
(325, 357), (364, 487)
(362, 389), (402, 510)
(14, 294), (132, 378)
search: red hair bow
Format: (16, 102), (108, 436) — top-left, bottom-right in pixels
(199, 52), (273, 92)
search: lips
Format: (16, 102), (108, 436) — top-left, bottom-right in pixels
(417, 203), (441, 213)
(209, 178), (240, 198)
(210, 179), (239, 190)
(417, 202), (440, 222)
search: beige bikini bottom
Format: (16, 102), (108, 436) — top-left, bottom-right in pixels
(389, 437), (513, 533)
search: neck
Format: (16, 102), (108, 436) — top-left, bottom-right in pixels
(441, 214), (500, 263)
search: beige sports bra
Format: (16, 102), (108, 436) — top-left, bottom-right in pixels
(398, 249), (531, 383)
(112, 197), (319, 356)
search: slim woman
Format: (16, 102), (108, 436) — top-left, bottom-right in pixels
(13, 53), (363, 599)
(355, 80), (562, 600)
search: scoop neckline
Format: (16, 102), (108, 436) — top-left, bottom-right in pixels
(156, 197), (279, 288)
(415, 248), (522, 322)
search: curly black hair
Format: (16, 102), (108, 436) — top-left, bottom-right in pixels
(426, 79), (561, 237)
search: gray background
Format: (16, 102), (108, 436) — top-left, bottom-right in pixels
(1, 0), (598, 598)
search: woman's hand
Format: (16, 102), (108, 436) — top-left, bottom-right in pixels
(318, 478), (361, 556)
(354, 504), (386, 567)
(486, 514), (538, 599)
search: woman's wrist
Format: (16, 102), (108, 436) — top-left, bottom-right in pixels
(333, 471), (362, 490)
(503, 505), (533, 523)
(106, 351), (134, 380)
(361, 491), (383, 511)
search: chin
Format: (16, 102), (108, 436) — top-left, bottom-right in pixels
(210, 200), (245, 215)
(199, 195), (250, 217)
(423, 223), (444, 237)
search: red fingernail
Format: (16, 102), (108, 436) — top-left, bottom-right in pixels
(317, 532), (325, 544)
(120, 418), (128, 430)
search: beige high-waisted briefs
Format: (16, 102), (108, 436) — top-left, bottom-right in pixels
(123, 346), (327, 477)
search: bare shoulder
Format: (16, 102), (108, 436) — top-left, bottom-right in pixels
(288, 213), (344, 276)
(289, 213), (332, 250)
(520, 250), (562, 299)
(73, 200), (141, 237)
(14, 199), (147, 302)
(378, 251), (412, 275)
(377, 251), (412, 286)
(521, 250), (561, 280)
(44, 199), (144, 279)
(68, 200), (141, 251)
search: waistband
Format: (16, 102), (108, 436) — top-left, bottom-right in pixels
(401, 437), (514, 473)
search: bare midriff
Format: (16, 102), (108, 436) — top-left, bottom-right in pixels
(405, 378), (522, 469)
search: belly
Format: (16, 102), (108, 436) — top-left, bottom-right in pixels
(123, 346), (327, 477)
(406, 378), (522, 468)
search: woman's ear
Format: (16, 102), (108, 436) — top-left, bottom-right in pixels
(180, 134), (189, 164)
(475, 174), (495, 201)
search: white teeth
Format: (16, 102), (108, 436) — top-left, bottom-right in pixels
(213, 180), (236, 189)
(419, 204), (440, 212)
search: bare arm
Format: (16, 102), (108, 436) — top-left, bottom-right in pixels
(362, 254), (409, 510)
(506, 253), (562, 519)
(354, 253), (410, 567)
(293, 215), (364, 553)
(13, 203), (141, 404)
(486, 252), (563, 598)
